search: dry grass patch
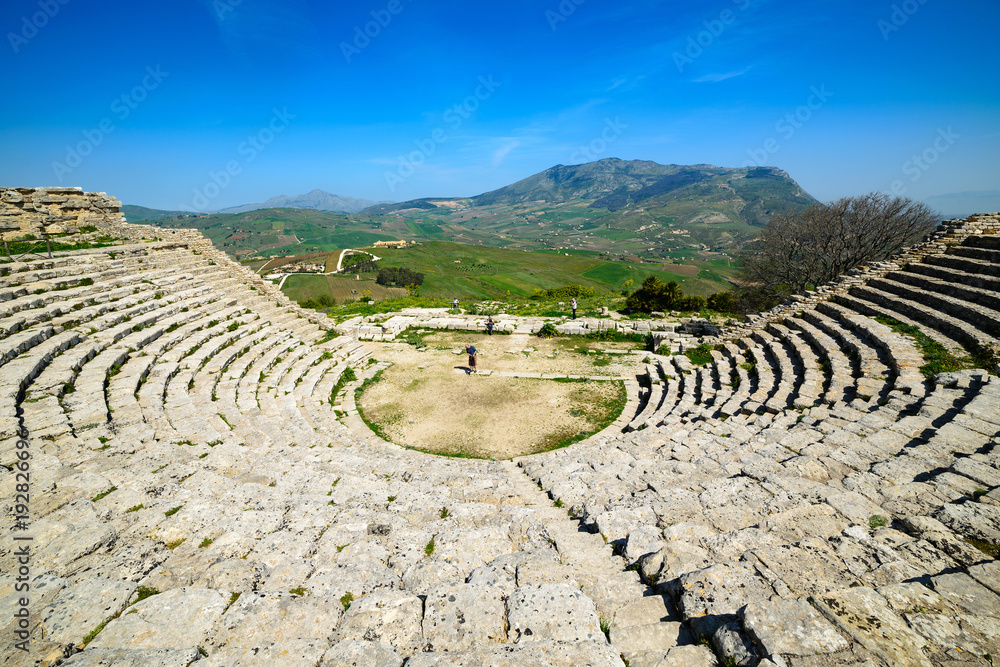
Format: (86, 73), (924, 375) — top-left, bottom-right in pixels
(356, 332), (634, 458)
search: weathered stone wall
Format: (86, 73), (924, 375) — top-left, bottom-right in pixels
(0, 187), (127, 240)
(0, 186), (333, 330)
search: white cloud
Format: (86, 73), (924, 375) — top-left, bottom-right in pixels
(491, 140), (521, 168)
(693, 68), (750, 83)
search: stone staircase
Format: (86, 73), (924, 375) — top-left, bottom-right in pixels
(1, 213), (999, 667)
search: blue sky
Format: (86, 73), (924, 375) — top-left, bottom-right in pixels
(1, 0), (997, 211)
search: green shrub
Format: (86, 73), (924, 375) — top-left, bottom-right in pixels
(376, 266), (424, 287)
(684, 343), (714, 366)
(536, 323), (559, 338)
(707, 290), (738, 313)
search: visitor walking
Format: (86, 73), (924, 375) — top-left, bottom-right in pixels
(486, 315), (494, 335)
(571, 298), (577, 319)
(465, 343), (478, 373)
(452, 297), (459, 310)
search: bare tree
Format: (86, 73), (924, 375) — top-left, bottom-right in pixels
(738, 193), (939, 298)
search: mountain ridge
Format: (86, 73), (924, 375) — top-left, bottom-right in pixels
(216, 189), (390, 215)
(362, 158), (817, 227)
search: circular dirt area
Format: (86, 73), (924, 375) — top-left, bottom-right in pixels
(357, 332), (642, 459)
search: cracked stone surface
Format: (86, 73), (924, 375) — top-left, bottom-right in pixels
(4, 218), (1000, 666)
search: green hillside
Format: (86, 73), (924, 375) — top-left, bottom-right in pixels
(128, 207), (395, 259)
(289, 240), (734, 303)
(354, 159), (816, 258)
(122, 205), (194, 222)
(127, 158), (816, 264)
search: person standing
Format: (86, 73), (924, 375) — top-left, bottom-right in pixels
(452, 297), (459, 310)
(465, 343), (478, 373)
(571, 298), (577, 320)
(486, 315), (494, 336)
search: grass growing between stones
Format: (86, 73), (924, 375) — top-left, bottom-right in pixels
(683, 343), (715, 366)
(329, 367), (357, 405)
(90, 486), (117, 502)
(872, 315), (988, 377)
(134, 586), (160, 603)
(965, 537), (1000, 559)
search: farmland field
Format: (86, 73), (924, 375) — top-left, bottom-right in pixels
(281, 274), (406, 304)
(277, 239), (734, 306)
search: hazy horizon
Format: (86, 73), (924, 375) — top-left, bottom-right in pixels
(2, 0), (997, 212)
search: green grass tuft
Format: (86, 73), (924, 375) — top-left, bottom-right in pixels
(683, 343), (714, 366)
(90, 486), (118, 502)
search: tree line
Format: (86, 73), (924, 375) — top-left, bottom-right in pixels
(375, 266), (424, 287)
(625, 193), (939, 315)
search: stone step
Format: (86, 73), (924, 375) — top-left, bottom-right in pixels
(911, 257), (1000, 292)
(843, 283), (996, 356)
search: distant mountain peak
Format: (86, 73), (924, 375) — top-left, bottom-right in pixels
(217, 189), (392, 215)
(362, 158), (816, 228)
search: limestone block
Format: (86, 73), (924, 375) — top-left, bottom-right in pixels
(931, 572), (1000, 618)
(306, 561), (401, 599)
(814, 587), (933, 667)
(139, 548), (221, 592)
(88, 587), (228, 650)
(824, 491), (887, 526)
(968, 560), (1000, 596)
(760, 503), (850, 541)
(657, 645), (717, 666)
(623, 524), (665, 565)
(609, 621), (687, 657)
(937, 501), (1000, 545)
(751, 539), (862, 597)
(710, 620), (759, 667)
(41, 578), (137, 645)
(878, 581), (957, 616)
(431, 526), (513, 575)
(320, 640), (402, 667)
(208, 591), (342, 648)
(28, 504), (117, 576)
(677, 562), (773, 620)
(465, 564), (517, 597)
(639, 541), (710, 587)
(336, 589), (423, 655)
(60, 648), (202, 667)
(63, 540), (170, 584)
(507, 584), (603, 644)
(248, 530), (313, 570)
(199, 640), (329, 666)
(401, 560), (463, 596)
(612, 595), (678, 629)
(422, 583), (507, 651)
(0, 574), (68, 615)
(403, 639), (624, 666)
(740, 599), (849, 657)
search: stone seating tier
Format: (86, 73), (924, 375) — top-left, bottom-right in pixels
(2, 212), (1000, 666)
